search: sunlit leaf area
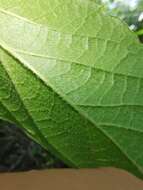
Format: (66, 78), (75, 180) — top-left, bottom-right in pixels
(0, 0), (143, 173)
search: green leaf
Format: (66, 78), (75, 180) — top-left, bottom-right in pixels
(136, 29), (143, 36)
(0, 0), (143, 178)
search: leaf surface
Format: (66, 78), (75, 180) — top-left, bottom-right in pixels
(0, 0), (143, 178)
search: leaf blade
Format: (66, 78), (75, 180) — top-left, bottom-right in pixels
(0, 0), (143, 178)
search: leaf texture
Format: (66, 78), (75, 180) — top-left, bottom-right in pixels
(0, 0), (143, 178)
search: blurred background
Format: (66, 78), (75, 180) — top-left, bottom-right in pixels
(99, 0), (143, 41)
(0, 0), (143, 172)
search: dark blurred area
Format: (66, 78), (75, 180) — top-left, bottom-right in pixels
(0, 121), (66, 172)
(0, 0), (143, 172)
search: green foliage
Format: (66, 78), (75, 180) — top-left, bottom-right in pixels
(0, 0), (143, 178)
